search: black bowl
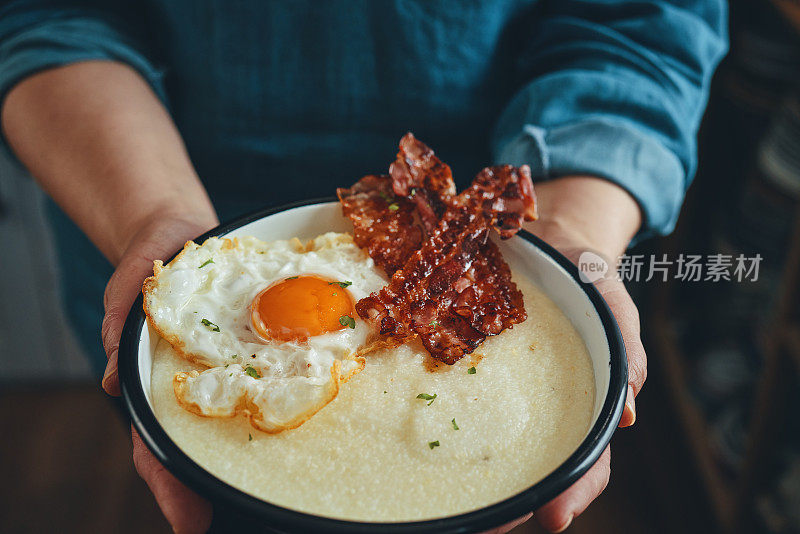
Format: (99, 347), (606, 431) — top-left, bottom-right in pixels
(120, 198), (627, 533)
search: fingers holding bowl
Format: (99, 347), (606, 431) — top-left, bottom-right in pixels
(535, 445), (612, 532)
(592, 274), (647, 428)
(100, 216), (219, 396)
(101, 254), (158, 396)
(132, 426), (213, 534)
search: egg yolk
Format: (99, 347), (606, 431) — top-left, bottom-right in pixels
(251, 276), (355, 342)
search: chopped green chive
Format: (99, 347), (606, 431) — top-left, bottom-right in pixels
(329, 280), (353, 289)
(248, 433), (253, 441)
(416, 393), (437, 406)
(451, 418), (459, 430)
(232, 354), (238, 359)
(244, 365), (261, 379)
(199, 258), (214, 268)
(428, 441), (440, 450)
(339, 315), (356, 329)
(429, 320), (439, 328)
(467, 366), (476, 374)
(201, 318), (220, 332)
(286, 276), (299, 280)
(388, 203), (400, 212)
(383, 390), (387, 394)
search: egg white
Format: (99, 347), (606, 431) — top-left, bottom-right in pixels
(143, 232), (386, 432)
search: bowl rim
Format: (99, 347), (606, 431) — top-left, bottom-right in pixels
(119, 197), (627, 533)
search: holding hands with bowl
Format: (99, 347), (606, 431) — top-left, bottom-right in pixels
(0, 1), (724, 531)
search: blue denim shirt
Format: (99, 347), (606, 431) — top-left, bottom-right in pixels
(0, 0), (727, 373)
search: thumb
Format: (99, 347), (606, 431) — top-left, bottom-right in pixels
(101, 252), (158, 396)
(132, 426), (212, 533)
(593, 274), (647, 427)
(101, 216), (218, 396)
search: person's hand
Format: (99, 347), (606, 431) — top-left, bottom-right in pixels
(494, 176), (647, 533)
(101, 213), (218, 534)
(528, 241), (644, 532)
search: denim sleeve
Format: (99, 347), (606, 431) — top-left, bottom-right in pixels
(0, 1), (166, 160)
(493, 0), (728, 240)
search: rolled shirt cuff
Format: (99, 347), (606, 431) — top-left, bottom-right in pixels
(495, 119), (685, 243)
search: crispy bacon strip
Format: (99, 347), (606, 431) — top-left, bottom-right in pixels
(356, 163), (537, 364)
(389, 132), (455, 233)
(450, 239), (526, 335)
(339, 133), (538, 364)
(355, 208), (490, 362)
(338, 134), (459, 276)
(415, 241), (526, 362)
(456, 165), (538, 238)
(337, 175), (423, 275)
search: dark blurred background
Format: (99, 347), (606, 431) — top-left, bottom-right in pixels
(2, 0), (800, 532)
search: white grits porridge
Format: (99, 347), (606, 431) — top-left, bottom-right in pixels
(149, 275), (595, 521)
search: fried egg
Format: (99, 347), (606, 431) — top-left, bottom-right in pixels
(143, 232), (386, 433)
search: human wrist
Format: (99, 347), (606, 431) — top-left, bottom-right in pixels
(115, 205), (219, 267)
(526, 176), (642, 261)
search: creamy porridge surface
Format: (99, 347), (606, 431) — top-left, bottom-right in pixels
(150, 274), (595, 521)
